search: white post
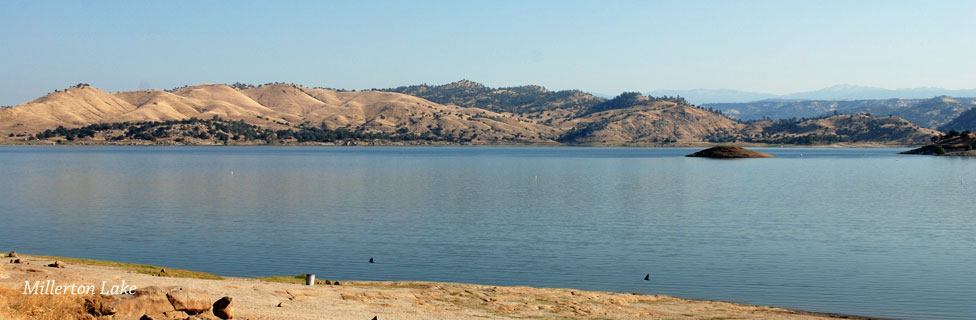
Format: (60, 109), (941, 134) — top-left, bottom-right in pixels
(306, 274), (315, 286)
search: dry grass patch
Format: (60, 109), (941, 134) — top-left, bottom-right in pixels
(255, 274), (331, 285)
(26, 254), (222, 280)
(0, 286), (88, 320)
(346, 282), (433, 290)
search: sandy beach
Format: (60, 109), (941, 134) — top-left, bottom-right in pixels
(0, 254), (873, 320)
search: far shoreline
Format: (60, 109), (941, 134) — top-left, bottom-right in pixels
(0, 140), (922, 149)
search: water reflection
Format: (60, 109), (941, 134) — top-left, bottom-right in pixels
(0, 146), (974, 319)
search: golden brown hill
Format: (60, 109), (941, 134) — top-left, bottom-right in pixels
(0, 84), (555, 144)
(556, 101), (743, 144)
(0, 83), (941, 146)
(112, 86), (290, 128)
(0, 85), (136, 135)
(240, 83), (332, 117)
(168, 84), (285, 121)
(241, 84), (558, 142)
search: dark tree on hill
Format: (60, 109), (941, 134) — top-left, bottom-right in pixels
(28, 117), (467, 145)
(380, 80), (604, 113)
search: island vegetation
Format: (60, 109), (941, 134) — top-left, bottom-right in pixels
(900, 130), (976, 156)
(686, 146), (775, 158)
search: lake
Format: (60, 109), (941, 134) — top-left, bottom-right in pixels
(1, 146), (973, 319)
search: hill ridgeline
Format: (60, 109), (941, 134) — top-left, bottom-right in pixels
(0, 81), (940, 146)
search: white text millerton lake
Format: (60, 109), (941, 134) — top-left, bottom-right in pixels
(23, 280), (136, 295)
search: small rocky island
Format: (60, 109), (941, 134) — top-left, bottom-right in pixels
(686, 146), (775, 158)
(901, 130), (976, 156)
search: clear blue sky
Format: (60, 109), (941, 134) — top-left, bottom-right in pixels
(1, 0), (974, 105)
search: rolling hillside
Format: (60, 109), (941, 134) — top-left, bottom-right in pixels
(1, 83), (555, 144)
(742, 114), (939, 145)
(0, 82), (940, 146)
(382, 80), (604, 114)
(556, 101), (741, 144)
(938, 106), (976, 132)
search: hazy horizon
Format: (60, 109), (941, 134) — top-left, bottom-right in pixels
(2, 0), (975, 106)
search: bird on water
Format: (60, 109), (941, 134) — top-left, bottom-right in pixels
(644, 274), (649, 281)
(369, 258), (374, 263)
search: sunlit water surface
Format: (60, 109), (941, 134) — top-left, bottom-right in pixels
(1, 146), (974, 319)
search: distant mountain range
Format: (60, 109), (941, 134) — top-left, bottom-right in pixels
(648, 84), (976, 105)
(0, 81), (944, 146)
(644, 89), (778, 104)
(704, 96), (976, 130)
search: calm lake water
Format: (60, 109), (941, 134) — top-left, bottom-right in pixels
(1, 146), (974, 319)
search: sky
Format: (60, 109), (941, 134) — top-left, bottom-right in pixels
(1, 0), (975, 106)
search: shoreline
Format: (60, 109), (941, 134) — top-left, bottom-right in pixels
(1, 253), (883, 320)
(0, 140), (921, 149)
